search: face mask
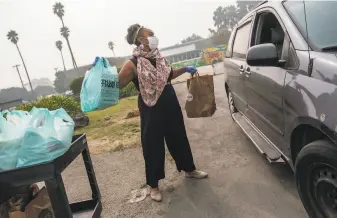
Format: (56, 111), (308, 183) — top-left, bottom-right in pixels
(147, 36), (159, 50)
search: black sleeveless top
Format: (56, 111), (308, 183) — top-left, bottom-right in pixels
(130, 57), (173, 91)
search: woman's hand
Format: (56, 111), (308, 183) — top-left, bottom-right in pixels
(185, 66), (197, 76)
(171, 65), (198, 80)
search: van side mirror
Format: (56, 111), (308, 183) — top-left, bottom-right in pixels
(247, 43), (279, 66)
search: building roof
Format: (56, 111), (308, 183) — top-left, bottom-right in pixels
(0, 98), (23, 105)
(160, 38), (214, 52)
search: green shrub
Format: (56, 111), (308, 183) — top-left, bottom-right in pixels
(70, 76), (84, 95)
(120, 83), (138, 99)
(17, 95), (81, 116)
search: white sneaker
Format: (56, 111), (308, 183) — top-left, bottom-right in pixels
(185, 170), (208, 179)
(150, 189), (162, 202)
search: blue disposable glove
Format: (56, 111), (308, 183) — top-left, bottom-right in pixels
(186, 66), (197, 75)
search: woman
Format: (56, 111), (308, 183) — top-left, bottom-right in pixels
(119, 24), (208, 202)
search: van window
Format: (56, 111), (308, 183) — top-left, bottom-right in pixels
(226, 29), (236, 58)
(232, 21), (252, 59)
(284, 1), (337, 50)
(251, 12), (285, 59)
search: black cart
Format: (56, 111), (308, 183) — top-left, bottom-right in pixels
(0, 134), (102, 218)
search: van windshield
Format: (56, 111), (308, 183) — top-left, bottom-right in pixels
(284, 1), (337, 51)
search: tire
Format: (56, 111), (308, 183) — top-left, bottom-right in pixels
(227, 88), (238, 116)
(295, 140), (337, 218)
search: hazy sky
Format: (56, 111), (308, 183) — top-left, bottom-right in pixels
(0, 0), (235, 89)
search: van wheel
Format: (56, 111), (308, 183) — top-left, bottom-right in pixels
(227, 89), (238, 115)
(295, 140), (337, 218)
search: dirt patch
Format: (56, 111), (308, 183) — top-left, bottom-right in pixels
(124, 110), (140, 119)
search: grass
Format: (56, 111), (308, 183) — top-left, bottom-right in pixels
(75, 96), (140, 154)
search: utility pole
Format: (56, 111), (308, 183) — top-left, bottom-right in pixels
(13, 64), (25, 89)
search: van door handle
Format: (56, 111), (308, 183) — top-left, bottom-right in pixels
(245, 67), (251, 77)
(239, 65), (244, 74)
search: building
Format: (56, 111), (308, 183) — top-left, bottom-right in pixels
(0, 98), (29, 111)
(160, 38), (214, 64)
(61, 37), (220, 87)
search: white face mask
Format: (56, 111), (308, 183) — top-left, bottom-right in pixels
(147, 36), (159, 50)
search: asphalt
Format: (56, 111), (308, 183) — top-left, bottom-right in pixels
(62, 73), (308, 218)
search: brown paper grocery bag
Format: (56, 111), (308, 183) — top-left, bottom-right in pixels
(25, 188), (54, 218)
(9, 187), (54, 218)
(185, 74), (216, 118)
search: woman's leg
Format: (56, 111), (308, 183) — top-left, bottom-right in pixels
(163, 88), (196, 173)
(139, 97), (165, 189)
(164, 86), (207, 179)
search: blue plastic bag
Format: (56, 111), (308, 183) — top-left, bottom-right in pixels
(17, 108), (75, 167)
(0, 113), (23, 171)
(80, 57), (119, 112)
(6, 110), (31, 131)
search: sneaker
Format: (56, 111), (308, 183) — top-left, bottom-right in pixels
(150, 188), (162, 202)
(185, 170), (208, 179)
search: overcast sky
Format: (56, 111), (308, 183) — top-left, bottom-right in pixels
(0, 0), (235, 89)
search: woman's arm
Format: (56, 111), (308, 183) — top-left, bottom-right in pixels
(119, 60), (136, 88)
(171, 67), (186, 80)
(171, 66), (197, 80)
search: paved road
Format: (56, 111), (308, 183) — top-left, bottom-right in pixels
(63, 73), (308, 218)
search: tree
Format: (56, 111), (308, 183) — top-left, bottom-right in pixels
(56, 40), (66, 71)
(7, 30), (34, 97)
(212, 5), (238, 32)
(69, 76), (84, 95)
(0, 87), (32, 103)
(34, 86), (56, 97)
(53, 2), (78, 70)
(181, 34), (204, 43)
(108, 41), (116, 57)
(236, 1), (258, 20)
(211, 1), (260, 33)
(54, 70), (69, 93)
(210, 29), (232, 46)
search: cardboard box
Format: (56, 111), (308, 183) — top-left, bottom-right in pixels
(9, 188), (54, 218)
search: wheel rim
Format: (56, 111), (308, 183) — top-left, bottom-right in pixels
(228, 92), (236, 113)
(310, 164), (337, 218)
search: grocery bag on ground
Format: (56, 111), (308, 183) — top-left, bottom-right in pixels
(17, 108), (75, 167)
(185, 73), (216, 118)
(0, 115), (23, 171)
(80, 57), (119, 112)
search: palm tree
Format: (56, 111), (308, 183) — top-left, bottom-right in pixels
(53, 2), (77, 70)
(56, 40), (66, 71)
(59, 26), (76, 68)
(108, 41), (116, 57)
(7, 30), (34, 96)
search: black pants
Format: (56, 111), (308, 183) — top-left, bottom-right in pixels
(138, 84), (196, 188)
